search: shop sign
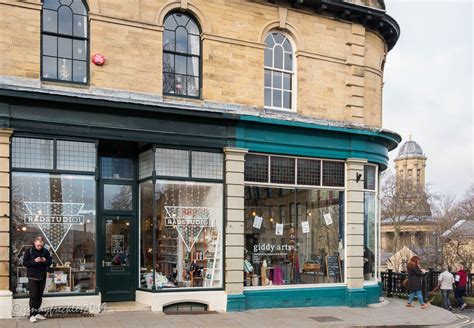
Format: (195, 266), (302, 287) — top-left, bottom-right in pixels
(164, 206), (212, 227)
(23, 202), (86, 253)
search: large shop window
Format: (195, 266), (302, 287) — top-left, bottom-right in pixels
(244, 187), (345, 287)
(139, 148), (223, 290)
(363, 165), (377, 281)
(10, 137), (97, 296)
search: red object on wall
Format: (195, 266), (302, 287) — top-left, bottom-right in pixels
(92, 53), (105, 66)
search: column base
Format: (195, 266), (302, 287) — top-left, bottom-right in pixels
(0, 290), (12, 319)
(227, 294), (246, 312)
(345, 288), (367, 307)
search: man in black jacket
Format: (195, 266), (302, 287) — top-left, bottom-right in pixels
(23, 236), (52, 323)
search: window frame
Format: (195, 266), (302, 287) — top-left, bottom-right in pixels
(40, 0), (90, 85)
(162, 11), (202, 99)
(264, 31), (296, 112)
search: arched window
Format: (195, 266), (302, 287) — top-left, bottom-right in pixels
(264, 32), (294, 110)
(163, 12), (201, 97)
(41, 0), (89, 84)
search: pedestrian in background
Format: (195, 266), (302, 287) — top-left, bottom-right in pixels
(23, 236), (52, 323)
(455, 264), (468, 310)
(406, 256), (429, 309)
(438, 264), (455, 310)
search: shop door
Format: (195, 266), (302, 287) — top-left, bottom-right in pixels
(100, 215), (135, 302)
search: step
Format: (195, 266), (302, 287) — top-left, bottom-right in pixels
(103, 301), (151, 313)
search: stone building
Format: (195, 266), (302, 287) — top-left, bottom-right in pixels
(0, 0), (400, 317)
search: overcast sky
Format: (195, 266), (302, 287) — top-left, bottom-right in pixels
(382, 0), (473, 199)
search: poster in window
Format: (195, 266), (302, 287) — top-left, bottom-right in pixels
(275, 223), (283, 236)
(112, 234), (124, 254)
(323, 212), (333, 225)
(253, 215), (263, 229)
(301, 221), (310, 234)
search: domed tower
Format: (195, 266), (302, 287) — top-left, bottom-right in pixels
(394, 137), (427, 189)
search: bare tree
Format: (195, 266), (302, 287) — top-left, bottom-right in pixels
(381, 170), (431, 254)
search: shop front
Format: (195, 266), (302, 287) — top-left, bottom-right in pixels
(0, 91), (400, 316)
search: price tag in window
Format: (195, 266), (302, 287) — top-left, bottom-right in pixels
(323, 213), (333, 226)
(275, 223), (283, 236)
(301, 221), (310, 234)
(253, 215), (263, 229)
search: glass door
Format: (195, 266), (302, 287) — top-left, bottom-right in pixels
(100, 216), (134, 302)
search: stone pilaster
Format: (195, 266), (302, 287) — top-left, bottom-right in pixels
(0, 128), (12, 318)
(345, 158), (367, 290)
(346, 23), (366, 123)
(223, 147), (247, 303)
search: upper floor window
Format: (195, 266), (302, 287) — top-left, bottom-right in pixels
(163, 12), (201, 98)
(41, 0), (89, 84)
(264, 32), (294, 111)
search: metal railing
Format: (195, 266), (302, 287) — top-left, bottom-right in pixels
(381, 269), (473, 301)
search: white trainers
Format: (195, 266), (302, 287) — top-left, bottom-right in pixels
(460, 303), (467, 310)
(35, 314), (46, 320)
(29, 315), (38, 323)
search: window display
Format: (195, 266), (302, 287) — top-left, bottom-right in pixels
(11, 173), (96, 295)
(140, 181), (223, 289)
(364, 165), (377, 281)
(244, 186), (344, 287)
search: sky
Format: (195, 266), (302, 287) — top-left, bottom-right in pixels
(382, 0), (473, 199)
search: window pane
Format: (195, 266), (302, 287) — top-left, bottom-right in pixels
(274, 45), (283, 69)
(175, 55), (186, 75)
(101, 157), (134, 180)
(174, 74), (186, 95)
(270, 156), (295, 184)
(73, 39), (86, 60)
(43, 9), (58, 33)
(43, 56), (58, 79)
(174, 13), (189, 27)
(322, 161), (345, 187)
(264, 88), (271, 107)
(12, 137), (54, 169)
(187, 19), (199, 35)
(284, 52), (293, 71)
(186, 76), (199, 96)
(282, 39), (292, 52)
(244, 154), (268, 183)
(155, 148), (189, 177)
(273, 33), (284, 44)
(138, 150), (153, 179)
(43, 35), (57, 57)
(187, 57), (199, 76)
(140, 181), (223, 289)
(58, 37), (72, 59)
(264, 70), (271, 87)
(72, 60), (87, 83)
(272, 71), (282, 89)
(283, 91), (291, 109)
(264, 48), (272, 67)
(188, 34), (200, 55)
(104, 184), (133, 211)
(70, 0), (87, 15)
(297, 159), (321, 185)
(58, 6), (73, 35)
(265, 34), (275, 47)
(10, 173), (97, 296)
(163, 73), (174, 94)
(176, 27), (188, 53)
(60, 0), (73, 6)
(43, 0), (60, 10)
(163, 53), (174, 72)
(73, 14), (87, 38)
(283, 73), (291, 90)
(164, 15), (177, 30)
(273, 90), (282, 108)
(57, 58), (72, 81)
(364, 166), (376, 190)
(192, 151), (223, 179)
(244, 186), (345, 287)
(163, 30), (175, 51)
(57, 140), (96, 172)
(364, 192), (376, 280)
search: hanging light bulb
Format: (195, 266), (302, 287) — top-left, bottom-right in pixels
(21, 226), (27, 232)
(252, 211), (256, 217)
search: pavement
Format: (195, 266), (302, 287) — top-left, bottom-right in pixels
(0, 298), (471, 328)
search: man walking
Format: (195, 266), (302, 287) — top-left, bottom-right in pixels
(23, 236), (52, 323)
(438, 264), (455, 310)
(455, 264), (468, 310)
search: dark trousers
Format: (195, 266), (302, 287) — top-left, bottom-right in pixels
(28, 278), (46, 317)
(455, 287), (466, 307)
